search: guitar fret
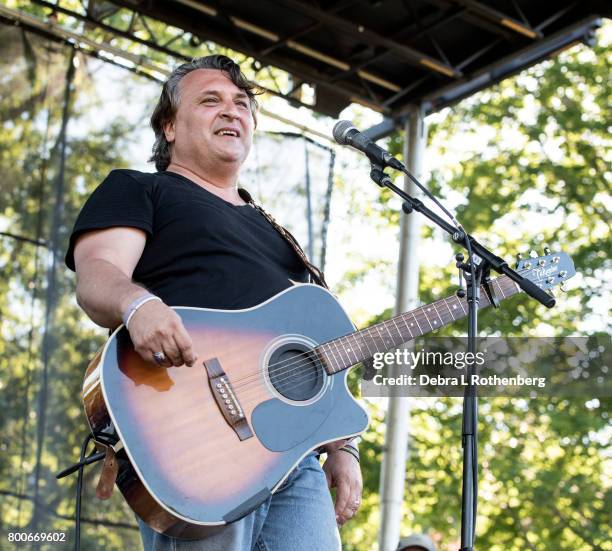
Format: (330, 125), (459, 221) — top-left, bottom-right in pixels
(448, 296), (461, 318)
(357, 331), (374, 359)
(432, 302), (445, 327)
(331, 343), (344, 373)
(370, 325), (385, 354)
(372, 324), (389, 350)
(328, 340), (341, 372)
(322, 343), (340, 373)
(421, 307), (434, 331)
(400, 314), (414, 339)
(390, 318), (405, 344)
(334, 338), (351, 368)
(345, 336), (361, 364)
(410, 311), (424, 336)
(383, 323), (396, 348)
(443, 297), (456, 321)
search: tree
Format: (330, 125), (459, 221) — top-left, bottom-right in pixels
(338, 23), (611, 551)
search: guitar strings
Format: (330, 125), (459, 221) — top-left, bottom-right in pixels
(227, 275), (514, 399)
(227, 275), (512, 395)
(229, 276), (522, 408)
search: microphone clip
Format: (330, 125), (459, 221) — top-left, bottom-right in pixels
(369, 163), (393, 188)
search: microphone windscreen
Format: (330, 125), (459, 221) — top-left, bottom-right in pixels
(332, 120), (355, 145)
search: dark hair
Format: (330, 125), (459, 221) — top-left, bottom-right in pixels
(149, 55), (261, 171)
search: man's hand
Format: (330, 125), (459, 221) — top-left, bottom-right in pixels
(127, 299), (196, 368)
(323, 448), (363, 526)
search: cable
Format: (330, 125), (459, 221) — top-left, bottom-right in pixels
(400, 166), (463, 231)
(75, 433), (95, 551)
(56, 430), (118, 551)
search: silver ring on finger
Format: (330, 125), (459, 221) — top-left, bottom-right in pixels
(152, 351), (166, 365)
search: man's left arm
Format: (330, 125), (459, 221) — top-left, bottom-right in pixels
(322, 438), (362, 525)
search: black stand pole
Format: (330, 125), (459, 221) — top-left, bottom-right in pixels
(368, 163), (555, 550)
(458, 258), (487, 550)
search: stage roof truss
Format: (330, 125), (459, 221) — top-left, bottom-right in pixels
(5, 0), (609, 137)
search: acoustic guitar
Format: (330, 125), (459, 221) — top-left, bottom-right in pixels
(81, 251), (575, 538)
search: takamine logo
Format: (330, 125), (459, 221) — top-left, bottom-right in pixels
(533, 266), (557, 280)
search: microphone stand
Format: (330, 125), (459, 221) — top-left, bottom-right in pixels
(369, 163), (554, 551)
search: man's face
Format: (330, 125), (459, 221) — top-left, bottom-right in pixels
(164, 68), (255, 170)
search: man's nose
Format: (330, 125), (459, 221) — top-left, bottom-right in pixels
(220, 101), (240, 119)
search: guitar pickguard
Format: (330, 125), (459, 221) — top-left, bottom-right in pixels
(251, 387), (333, 452)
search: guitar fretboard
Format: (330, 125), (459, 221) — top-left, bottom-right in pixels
(317, 275), (521, 374)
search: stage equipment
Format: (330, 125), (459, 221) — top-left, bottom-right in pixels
(341, 131), (563, 549)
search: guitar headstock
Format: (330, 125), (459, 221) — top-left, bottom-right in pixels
(516, 251), (576, 291)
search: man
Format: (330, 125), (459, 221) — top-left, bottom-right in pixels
(65, 55), (362, 550)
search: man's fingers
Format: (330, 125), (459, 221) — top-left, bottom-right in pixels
(160, 338), (183, 367)
(334, 475), (351, 518)
(141, 346), (171, 367)
(337, 478), (362, 526)
(173, 326), (196, 366)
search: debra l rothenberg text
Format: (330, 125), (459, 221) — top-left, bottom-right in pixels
(371, 373), (547, 389)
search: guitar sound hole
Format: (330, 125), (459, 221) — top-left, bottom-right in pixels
(267, 343), (325, 402)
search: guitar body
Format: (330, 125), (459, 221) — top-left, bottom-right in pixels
(82, 284), (369, 539)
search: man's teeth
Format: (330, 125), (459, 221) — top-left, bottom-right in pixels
(218, 130), (238, 136)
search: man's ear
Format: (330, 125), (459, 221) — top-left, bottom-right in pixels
(163, 120), (175, 143)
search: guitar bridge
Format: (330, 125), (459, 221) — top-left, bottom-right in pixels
(203, 358), (253, 441)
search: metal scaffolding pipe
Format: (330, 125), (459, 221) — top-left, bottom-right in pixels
(378, 105), (428, 551)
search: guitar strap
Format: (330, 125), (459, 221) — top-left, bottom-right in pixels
(241, 191), (372, 387)
(238, 188), (329, 290)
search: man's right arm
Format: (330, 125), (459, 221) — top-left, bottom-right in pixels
(73, 227), (196, 367)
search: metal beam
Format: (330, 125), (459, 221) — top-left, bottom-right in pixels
(378, 106), (428, 551)
(31, 0), (373, 113)
(421, 15), (602, 114)
(259, 0), (357, 57)
(271, 0), (462, 78)
(171, 0), (402, 92)
(421, 0), (517, 41)
(453, 0), (542, 39)
(0, 5), (341, 142)
(326, 6), (465, 87)
(104, 0), (390, 110)
(362, 117), (401, 141)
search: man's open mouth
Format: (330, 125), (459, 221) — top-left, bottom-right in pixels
(215, 129), (240, 137)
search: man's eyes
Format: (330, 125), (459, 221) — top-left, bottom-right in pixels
(200, 97), (249, 108)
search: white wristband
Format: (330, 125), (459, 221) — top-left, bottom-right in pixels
(123, 293), (162, 329)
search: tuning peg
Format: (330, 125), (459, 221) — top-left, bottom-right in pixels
(515, 253), (523, 267)
(544, 246), (551, 255)
(560, 282), (567, 293)
(529, 250), (538, 258)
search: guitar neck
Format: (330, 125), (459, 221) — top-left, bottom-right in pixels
(318, 274), (521, 374)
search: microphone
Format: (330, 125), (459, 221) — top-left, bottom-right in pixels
(332, 120), (405, 171)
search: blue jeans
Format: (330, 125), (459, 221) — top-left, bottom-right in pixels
(138, 454), (341, 551)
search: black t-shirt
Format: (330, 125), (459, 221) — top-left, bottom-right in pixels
(65, 169), (309, 309)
